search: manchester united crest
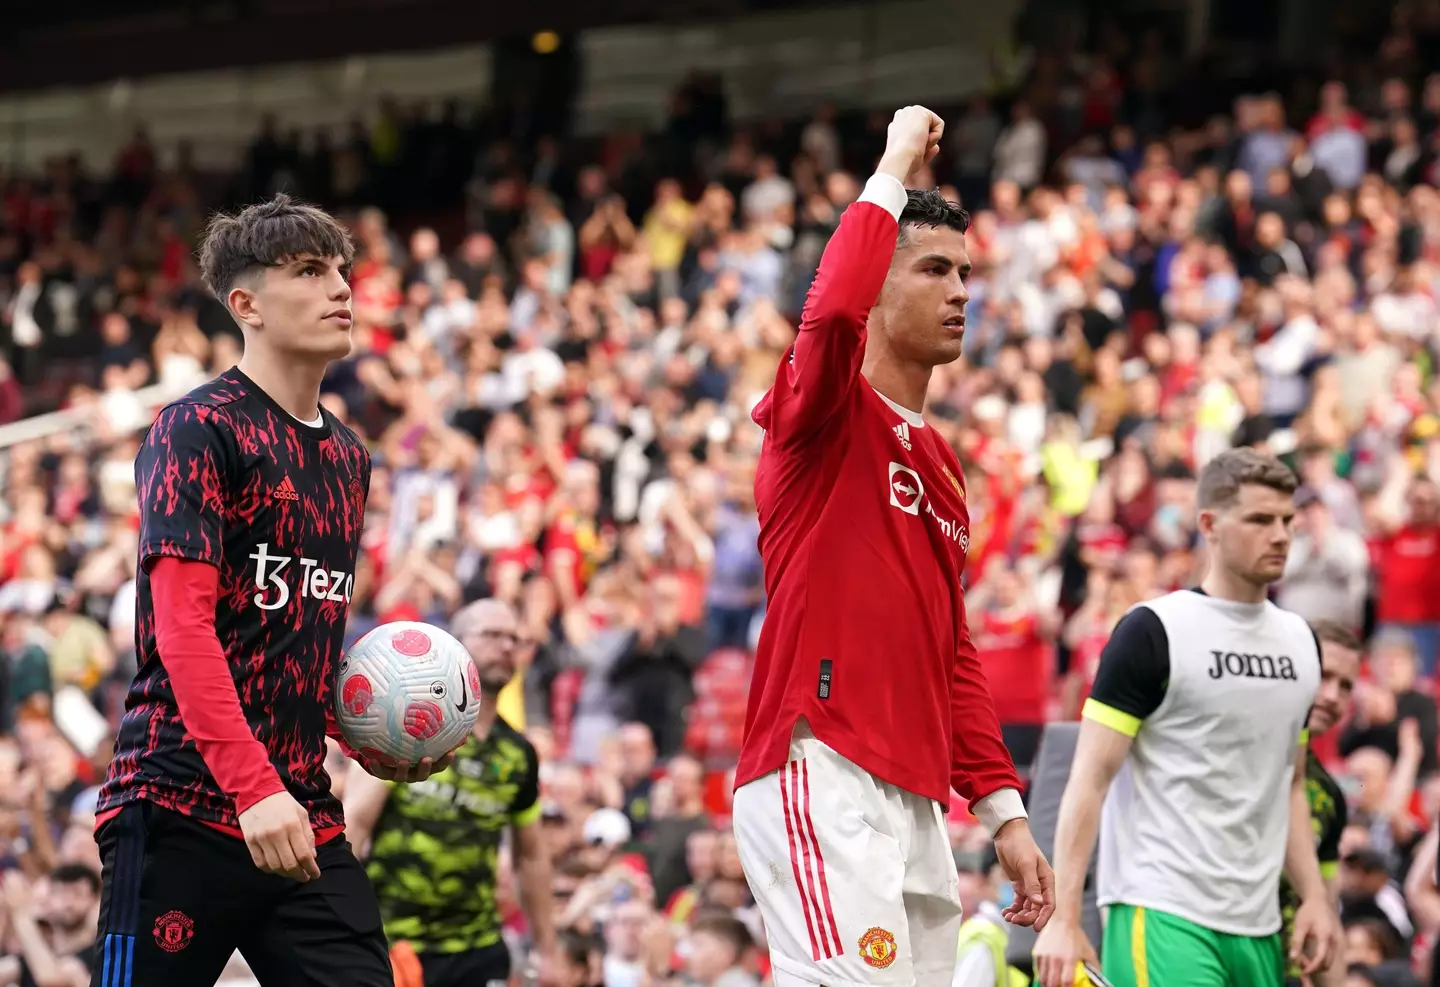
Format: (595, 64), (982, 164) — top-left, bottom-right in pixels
(857, 926), (897, 969)
(942, 465), (963, 501)
(348, 476), (368, 532)
(153, 909), (195, 953)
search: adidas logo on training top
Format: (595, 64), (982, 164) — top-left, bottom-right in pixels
(893, 421), (911, 451)
(274, 476), (300, 502)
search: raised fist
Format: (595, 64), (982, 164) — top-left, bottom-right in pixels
(879, 105), (944, 182)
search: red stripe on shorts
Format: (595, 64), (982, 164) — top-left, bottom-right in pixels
(800, 758), (843, 951)
(780, 760), (824, 960)
(789, 762), (835, 959)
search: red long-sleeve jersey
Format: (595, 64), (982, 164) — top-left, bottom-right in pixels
(736, 176), (1023, 826)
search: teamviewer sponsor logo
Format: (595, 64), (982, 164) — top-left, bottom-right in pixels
(887, 463), (970, 551)
(249, 543), (355, 611)
(889, 463), (924, 514)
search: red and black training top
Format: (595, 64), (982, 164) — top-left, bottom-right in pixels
(96, 368), (370, 839)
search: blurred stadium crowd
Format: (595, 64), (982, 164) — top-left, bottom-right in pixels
(4, 3), (1440, 986)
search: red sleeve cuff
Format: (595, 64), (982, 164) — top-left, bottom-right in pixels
(234, 777), (289, 816)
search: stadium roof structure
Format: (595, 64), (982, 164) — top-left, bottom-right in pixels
(1, 0), (835, 92)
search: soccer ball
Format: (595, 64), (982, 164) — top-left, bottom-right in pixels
(333, 621), (480, 767)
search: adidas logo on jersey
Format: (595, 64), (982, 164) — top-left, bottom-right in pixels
(893, 421), (912, 451)
(273, 476), (299, 502)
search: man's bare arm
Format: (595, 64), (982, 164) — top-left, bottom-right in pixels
(341, 768), (392, 860)
(513, 817), (556, 954)
(1032, 716), (1134, 987)
(1051, 720), (1133, 922)
(1047, 606), (1168, 920)
(1405, 829), (1440, 928)
(2, 876), (71, 987)
(1283, 742), (1327, 905)
(1285, 740), (1342, 977)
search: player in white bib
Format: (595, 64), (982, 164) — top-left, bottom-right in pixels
(1033, 448), (1344, 987)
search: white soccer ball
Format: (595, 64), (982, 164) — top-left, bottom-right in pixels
(334, 621), (479, 766)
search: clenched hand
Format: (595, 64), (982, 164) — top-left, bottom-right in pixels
(877, 105), (944, 184)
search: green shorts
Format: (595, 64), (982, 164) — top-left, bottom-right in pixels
(1101, 905), (1284, 987)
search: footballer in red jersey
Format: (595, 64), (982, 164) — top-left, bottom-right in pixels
(91, 197), (454, 987)
(731, 106), (1053, 987)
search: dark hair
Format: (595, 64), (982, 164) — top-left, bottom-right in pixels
(198, 194), (354, 302)
(1195, 448), (1297, 511)
(1311, 620), (1362, 652)
(1342, 847), (1391, 876)
(689, 909), (754, 959)
(1345, 917), (1403, 960)
(897, 189), (970, 247)
(51, 863), (101, 896)
(557, 929), (597, 971)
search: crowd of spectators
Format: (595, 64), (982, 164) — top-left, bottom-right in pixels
(4, 4), (1440, 985)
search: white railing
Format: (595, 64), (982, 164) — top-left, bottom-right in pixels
(0, 380), (193, 450)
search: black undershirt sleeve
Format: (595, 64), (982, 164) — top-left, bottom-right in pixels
(1086, 606), (1170, 729)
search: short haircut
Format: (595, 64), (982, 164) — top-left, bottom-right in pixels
(1195, 448), (1298, 511)
(897, 189), (970, 248)
(198, 194), (354, 302)
(1311, 620), (1362, 652)
(690, 909), (754, 959)
(51, 863), (101, 896)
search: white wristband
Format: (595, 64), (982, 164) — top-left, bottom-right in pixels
(974, 787), (1027, 838)
(858, 173), (908, 222)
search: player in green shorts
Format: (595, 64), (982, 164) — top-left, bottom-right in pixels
(344, 599), (556, 987)
(1279, 620), (1356, 987)
(1033, 451), (1344, 987)
(1096, 621), (1359, 987)
(1098, 904), (1285, 985)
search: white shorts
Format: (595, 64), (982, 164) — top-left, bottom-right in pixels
(732, 723), (963, 987)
